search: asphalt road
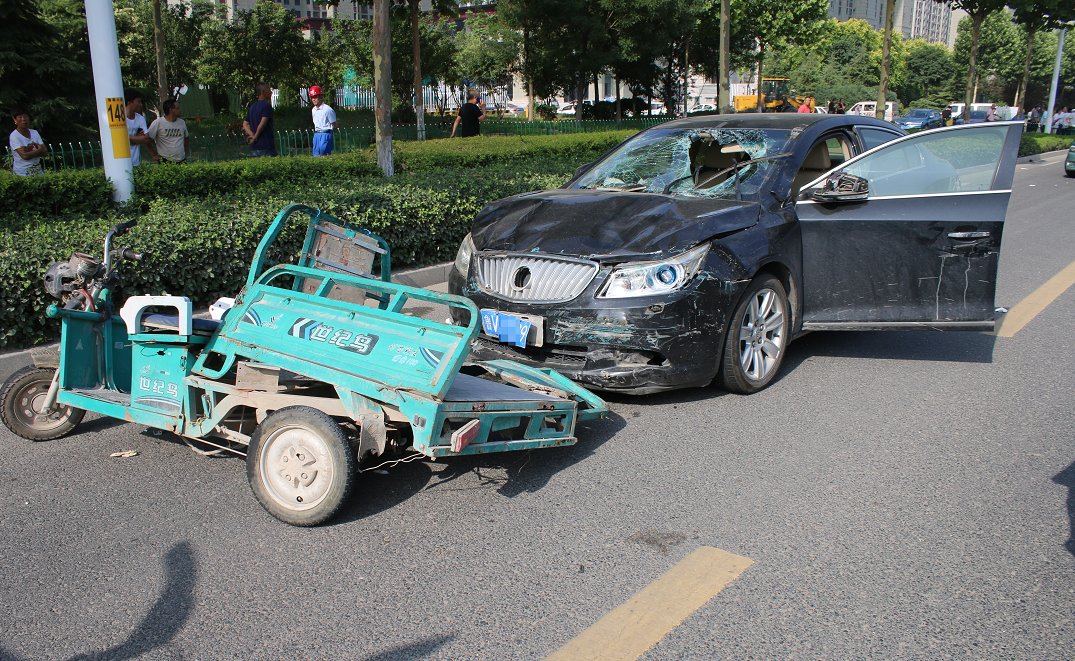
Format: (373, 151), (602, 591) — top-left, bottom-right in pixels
(1, 151), (1073, 661)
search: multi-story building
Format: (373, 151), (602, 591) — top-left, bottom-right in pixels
(168, 0), (372, 23)
(827, 0), (965, 48)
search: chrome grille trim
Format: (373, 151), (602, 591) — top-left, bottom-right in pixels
(475, 252), (599, 303)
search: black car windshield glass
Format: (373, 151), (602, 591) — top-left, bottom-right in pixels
(573, 128), (795, 199)
(906, 110), (931, 117)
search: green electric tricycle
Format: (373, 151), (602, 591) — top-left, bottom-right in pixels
(1, 205), (607, 526)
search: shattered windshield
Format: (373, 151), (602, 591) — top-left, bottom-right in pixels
(573, 127), (797, 199)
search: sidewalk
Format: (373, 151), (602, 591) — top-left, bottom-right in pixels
(0, 261), (453, 381)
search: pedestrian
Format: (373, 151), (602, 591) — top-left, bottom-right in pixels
(308, 85), (337, 157)
(243, 82), (277, 157)
(942, 106), (952, 126)
(828, 98), (836, 114)
(797, 97), (812, 113)
(147, 99), (189, 164)
(985, 103), (1000, 121)
(1057, 107), (1072, 132)
(1028, 104), (1042, 132)
(836, 98), (846, 114)
(125, 90), (156, 166)
(450, 90), (486, 138)
(8, 105), (47, 176)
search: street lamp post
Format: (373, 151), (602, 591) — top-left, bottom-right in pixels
(85, 0), (133, 203)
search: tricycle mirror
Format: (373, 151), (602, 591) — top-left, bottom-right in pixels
(811, 172), (869, 202)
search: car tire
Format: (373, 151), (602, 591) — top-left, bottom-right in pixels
(719, 275), (790, 394)
(247, 406), (356, 526)
(0, 366), (85, 441)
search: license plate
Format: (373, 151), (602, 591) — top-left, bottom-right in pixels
(480, 310), (543, 347)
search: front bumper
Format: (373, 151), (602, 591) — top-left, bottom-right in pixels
(449, 266), (748, 395)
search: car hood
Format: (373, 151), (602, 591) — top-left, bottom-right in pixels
(469, 189), (758, 259)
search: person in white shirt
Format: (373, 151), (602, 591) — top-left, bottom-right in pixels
(8, 106), (48, 176)
(125, 90), (156, 166)
(985, 103), (1000, 121)
(147, 99), (189, 163)
(308, 85), (338, 157)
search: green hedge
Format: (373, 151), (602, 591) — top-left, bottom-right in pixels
(1020, 133), (1075, 157)
(0, 155), (589, 347)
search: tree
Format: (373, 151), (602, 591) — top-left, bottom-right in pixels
(393, 0), (456, 137)
(731, 0), (828, 112)
(950, 0), (1009, 120)
(114, 0), (215, 104)
(197, 2), (309, 106)
(0, 0), (89, 140)
(875, 0), (895, 119)
(1010, 0), (1075, 111)
(902, 40), (954, 101)
(452, 13), (521, 113)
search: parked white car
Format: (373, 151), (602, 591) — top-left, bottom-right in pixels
(846, 101), (899, 123)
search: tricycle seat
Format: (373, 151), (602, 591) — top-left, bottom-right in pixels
(141, 314), (223, 335)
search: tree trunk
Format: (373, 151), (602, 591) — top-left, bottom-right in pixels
(410, 0), (424, 140)
(1018, 27), (1037, 113)
(523, 27), (534, 121)
(615, 75), (621, 125)
(718, 0), (730, 111)
(683, 37), (690, 116)
(373, 0), (393, 176)
(963, 14), (983, 121)
(152, 0), (167, 107)
(756, 44), (764, 113)
(576, 77), (584, 120)
(876, 0), (895, 120)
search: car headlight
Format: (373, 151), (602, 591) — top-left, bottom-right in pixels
(454, 233), (475, 277)
(599, 243), (710, 298)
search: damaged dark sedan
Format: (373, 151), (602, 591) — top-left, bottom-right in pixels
(449, 114), (1023, 395)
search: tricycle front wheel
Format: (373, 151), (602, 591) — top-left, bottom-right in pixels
(246, 406), (356, 526)
(1, 366), (85, 441)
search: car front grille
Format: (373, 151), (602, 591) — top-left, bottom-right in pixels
(475, 253), (599, 303)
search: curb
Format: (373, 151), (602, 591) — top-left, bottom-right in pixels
(1019, 148), (1070, 164)
(391, 261), (452, 289)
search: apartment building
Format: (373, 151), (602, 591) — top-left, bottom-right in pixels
(828, 0), (965, 48)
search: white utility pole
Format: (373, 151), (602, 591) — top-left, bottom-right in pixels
(85, 0), (134, 203)
(1044, 28), (1065, 134)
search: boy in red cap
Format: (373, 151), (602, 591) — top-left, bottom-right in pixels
(309, 85), (338, 156)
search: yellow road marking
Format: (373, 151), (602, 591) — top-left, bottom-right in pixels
(543, 547), (753, 661)
(991, 259), (1075, 337)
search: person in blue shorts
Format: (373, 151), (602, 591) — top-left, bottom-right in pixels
(309, 85), (338, 157)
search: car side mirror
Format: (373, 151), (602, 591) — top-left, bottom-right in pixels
(811, 172), (869, 202)
(574, 162), (594, 179)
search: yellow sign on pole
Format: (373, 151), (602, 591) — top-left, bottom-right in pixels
(105, 97), (131, 159)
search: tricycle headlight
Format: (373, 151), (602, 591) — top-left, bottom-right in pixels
(454, 233), (475, 277)
(599, 243), (709, 298)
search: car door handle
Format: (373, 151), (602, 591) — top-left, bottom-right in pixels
(948, 231), (990, 239)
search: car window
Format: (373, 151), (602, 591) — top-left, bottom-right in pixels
(840, 126), (1008, 197)
(857, 128), (902, 151)
(573, 127), (795, 199)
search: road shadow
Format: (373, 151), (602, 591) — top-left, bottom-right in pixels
(0, 542), (196, 661)
(354, 634), (456, 660)
(1052, 461), (1075, 556)
(781, 329), (998, 372)
(335, 411), (627, 524)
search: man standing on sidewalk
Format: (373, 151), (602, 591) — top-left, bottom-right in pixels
(309, 85), (337, 157)
(243, 82), (277, 157)
(125, 90), (156, 166)
(147, 99), (189, 164)
(8, 106), (47, 176)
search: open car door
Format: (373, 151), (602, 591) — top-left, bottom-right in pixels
(796, 122), (1022, 331)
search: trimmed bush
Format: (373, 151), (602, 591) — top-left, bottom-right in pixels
(0, 156), (586, 347)
(1020, 133), (1075, 157)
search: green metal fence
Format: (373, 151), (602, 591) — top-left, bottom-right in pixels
(2, 117), (669, 173)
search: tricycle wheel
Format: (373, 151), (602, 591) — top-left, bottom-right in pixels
(246, 406), (355, 526)
(1, 366), (85, 441)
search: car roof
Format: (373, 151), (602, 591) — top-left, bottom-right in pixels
(656, 113), (896, 132)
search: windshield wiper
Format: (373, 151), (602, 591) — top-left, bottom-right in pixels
(662, 151), (794, 198)
(580, 185), (648, 192)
